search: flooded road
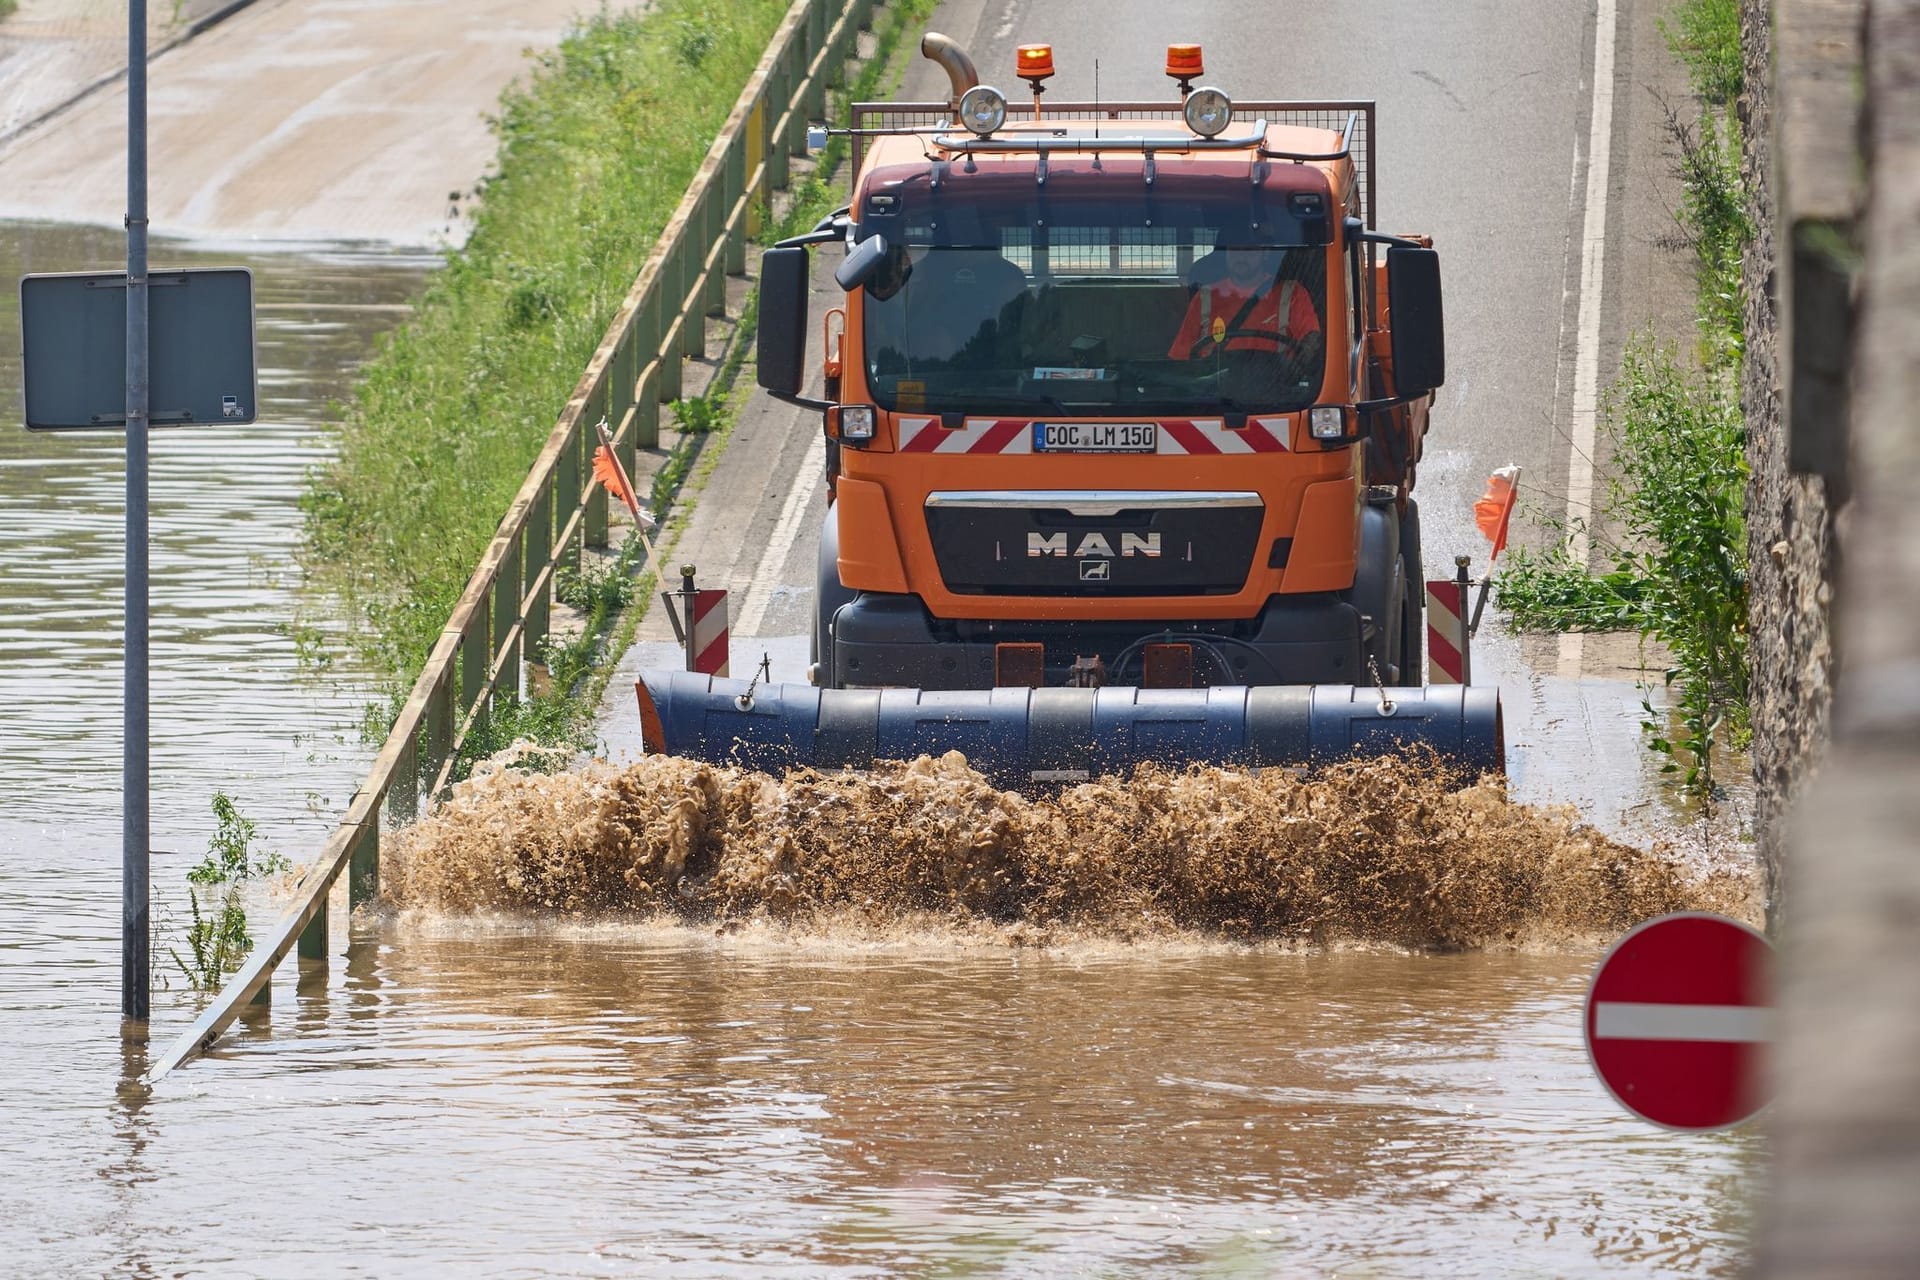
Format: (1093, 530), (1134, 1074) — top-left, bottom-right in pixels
(66, 935), (1758, 1275)
(0, 6), (1758, 1273)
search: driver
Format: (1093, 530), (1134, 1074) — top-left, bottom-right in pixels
(1168, 247), (1322, 362)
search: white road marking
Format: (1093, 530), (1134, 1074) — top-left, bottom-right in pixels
(1593, 1001), (1771, 1044)
(1558, 0), (1619, 680)
(735, 430), (826, 636)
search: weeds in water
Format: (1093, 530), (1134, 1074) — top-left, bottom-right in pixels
(171, 794), (289, 993)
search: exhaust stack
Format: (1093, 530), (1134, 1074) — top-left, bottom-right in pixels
(920, 32), (980, 120)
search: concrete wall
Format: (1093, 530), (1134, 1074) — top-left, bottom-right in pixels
(1762, 3), (1920, 1269)
(1739, 0), (1839, 924)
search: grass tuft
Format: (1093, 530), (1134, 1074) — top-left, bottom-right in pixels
(1660, 0), (1743, 107)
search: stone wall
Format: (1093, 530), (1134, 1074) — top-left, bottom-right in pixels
(1738, 0), (1839, 925)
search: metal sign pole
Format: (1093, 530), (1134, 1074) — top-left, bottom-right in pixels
(123, 0), (150, 1023)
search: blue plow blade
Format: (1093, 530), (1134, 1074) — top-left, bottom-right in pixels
(636, 671), (1505, 787)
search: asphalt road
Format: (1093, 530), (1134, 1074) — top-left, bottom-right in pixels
(600, 0), (1704, 833)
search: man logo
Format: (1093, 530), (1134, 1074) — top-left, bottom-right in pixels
(1079, 560), (1111, 581)
(1028, 532), (1161, 558)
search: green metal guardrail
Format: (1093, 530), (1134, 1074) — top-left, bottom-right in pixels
(150, 0), (878, 1081)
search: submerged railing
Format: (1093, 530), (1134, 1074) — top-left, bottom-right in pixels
(151, 0), (877, 1079)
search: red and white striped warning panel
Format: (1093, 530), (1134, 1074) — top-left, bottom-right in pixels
(895, 416), (1291, 455)
(1584, 912), (1772, 1130)
(691, 588), (729, 678)
(1425, 578), (1465, 685)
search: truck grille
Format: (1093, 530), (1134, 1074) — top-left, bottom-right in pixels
(923, 491), (1265, 596)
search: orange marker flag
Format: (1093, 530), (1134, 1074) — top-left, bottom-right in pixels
(592, 420), (660, 577)
(1474, 465), (1521, 562)
(591, 423), (655, 531)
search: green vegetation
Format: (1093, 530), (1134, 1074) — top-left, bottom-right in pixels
(170, 794), (290, 992)
(302, 0), (795, 686)
(1495, 0), (1750, 797)
(1660, 0), (1743, 107)
(0, 2), (18, 23)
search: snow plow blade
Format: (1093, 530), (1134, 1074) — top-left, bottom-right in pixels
(636, 672), (1504, 786)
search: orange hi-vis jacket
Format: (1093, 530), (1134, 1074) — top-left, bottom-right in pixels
(1169, 277), (1321, 358)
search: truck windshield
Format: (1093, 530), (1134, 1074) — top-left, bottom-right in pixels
(860, 197), (1331, 417)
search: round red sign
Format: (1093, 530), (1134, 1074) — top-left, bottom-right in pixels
(1584, 912), (1772, 1131)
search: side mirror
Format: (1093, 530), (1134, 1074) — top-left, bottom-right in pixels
(834, 233), (895, 294)
(1386, 246), (1445, 395)
(757, 246), (811, 398)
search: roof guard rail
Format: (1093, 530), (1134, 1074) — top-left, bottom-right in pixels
(850, 99), (1377, 225)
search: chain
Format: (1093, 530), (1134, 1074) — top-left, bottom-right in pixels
(1368, 654), (1396, 718)
(734, 651), (774, 711)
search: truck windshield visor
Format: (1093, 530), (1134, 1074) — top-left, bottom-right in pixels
(859, 196), (1332, 418)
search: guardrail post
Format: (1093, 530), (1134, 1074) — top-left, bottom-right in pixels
(768, 62), (792, 189)
(637, 365), (660, 452)
(584, 393), (610, 549)
(348, 819), (379, 909)
(426, 668), (453, 802)
(611, 327), (636, 435)
(661, 329), (684, 410)
(744, 102), (767, 241)
(705, 193), (728, 317)
(525, 482), (553, 658)
(681, 228), (707, 359)
(495, 540), (523, 701)
(790, 23), (816, 159)
(390, 724), (419, 823)
(298, 890), (328, 960)
(555, 436), (583, 576)
(461, 606), (489, 750)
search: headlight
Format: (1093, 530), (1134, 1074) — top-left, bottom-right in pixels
(958, 85), (1008, 137)
(1309, 406), (1349, 440)
(839, 405), (876, 441)
(1183, 86), (1233, 138)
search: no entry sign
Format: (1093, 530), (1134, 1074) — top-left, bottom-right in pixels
(1584, 912), (1772, 1130)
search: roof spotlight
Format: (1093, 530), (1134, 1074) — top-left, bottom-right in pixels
(958, 84), (1008, 136)
(1183, 85), (1233, 137)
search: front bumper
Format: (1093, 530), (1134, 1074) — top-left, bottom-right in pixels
(827, 591), (1366, 689)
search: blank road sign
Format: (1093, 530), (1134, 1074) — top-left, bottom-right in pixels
(20, 267), (257, 431)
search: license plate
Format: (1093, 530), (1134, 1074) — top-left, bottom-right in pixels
(1032, 422), (1157, 453)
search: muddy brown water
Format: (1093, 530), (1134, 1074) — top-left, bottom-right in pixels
(0, 220), (1761, 1274)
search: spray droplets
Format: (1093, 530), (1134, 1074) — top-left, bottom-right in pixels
(383, 752), (1755, 948)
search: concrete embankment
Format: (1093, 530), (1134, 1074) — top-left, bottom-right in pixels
(0, 0), (258, 144)
(0, 0), (594, 245)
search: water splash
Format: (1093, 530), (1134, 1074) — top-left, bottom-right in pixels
(383, 752), (1757, 948)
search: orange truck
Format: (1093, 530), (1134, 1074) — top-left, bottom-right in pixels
(636, 35), (1502, 783)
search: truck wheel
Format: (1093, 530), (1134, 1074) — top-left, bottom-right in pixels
(812, 504), (856, 688)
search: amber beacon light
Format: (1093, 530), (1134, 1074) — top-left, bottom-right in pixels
(1165, 43), (1204, 95)
(1016, 43), (1056, 85)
